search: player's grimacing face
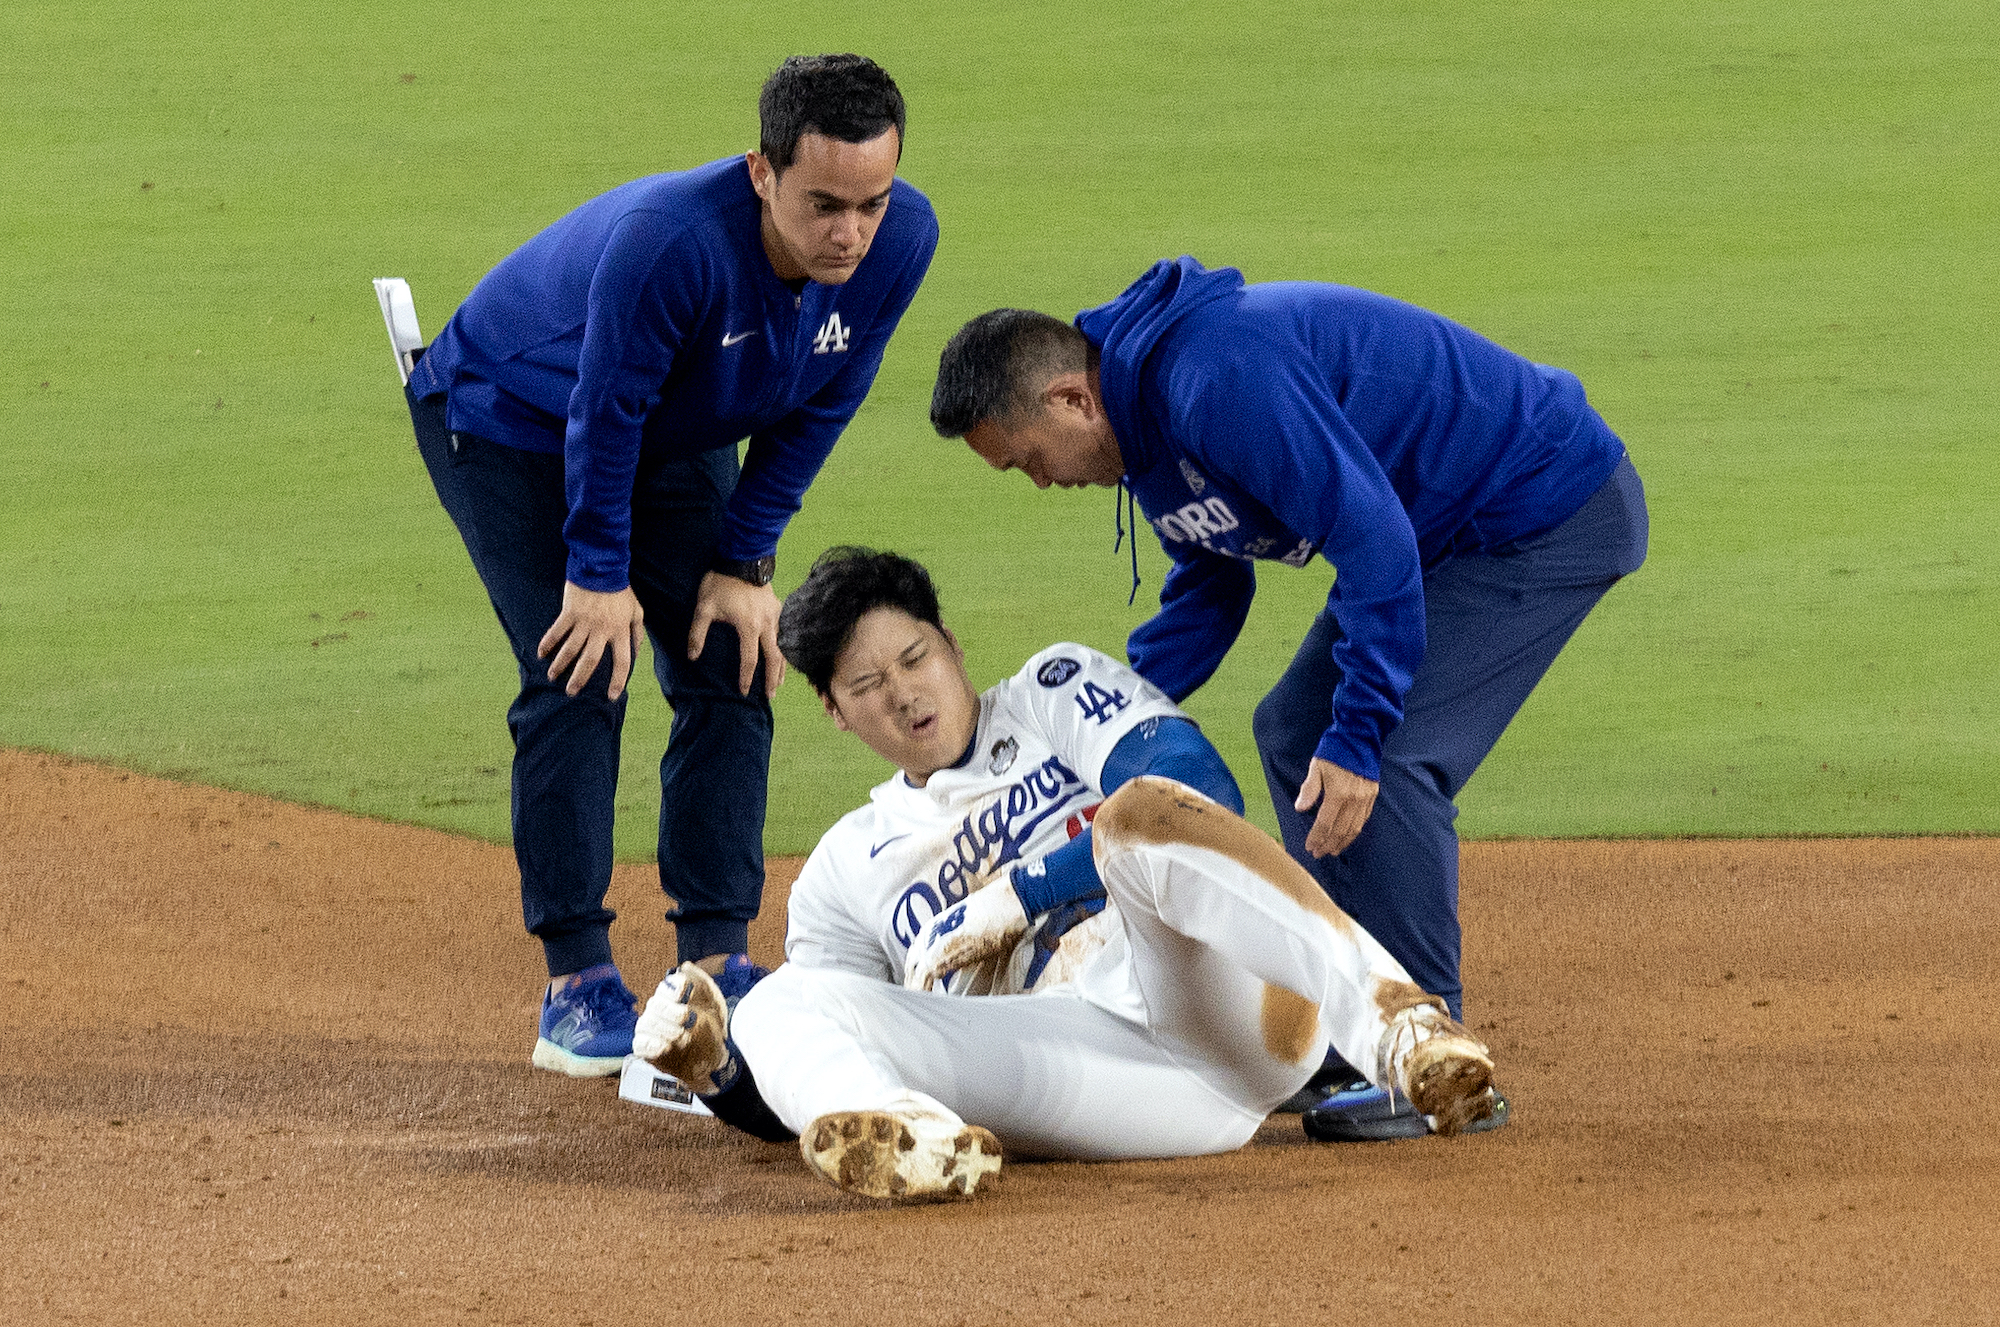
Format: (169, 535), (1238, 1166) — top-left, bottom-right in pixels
(748, 128), (901, 285)
(823, 608), (981, 786)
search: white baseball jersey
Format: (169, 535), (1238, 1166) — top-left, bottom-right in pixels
(784, 643), (1184, 995)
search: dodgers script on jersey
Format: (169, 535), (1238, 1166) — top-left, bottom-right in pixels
(784, 644), (1184, 995)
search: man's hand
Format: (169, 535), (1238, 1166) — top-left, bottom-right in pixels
(537, 582), (645, 699)
(904, 881), (1030, 992)
(633, 962), (735, 1094)
(1294, 756), (1380, 858)
(688, 571), (784, 698)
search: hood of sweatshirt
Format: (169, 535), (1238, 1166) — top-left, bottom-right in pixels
(1074, 256), (1245, 474)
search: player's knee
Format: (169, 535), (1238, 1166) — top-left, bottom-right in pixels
(1095, 775), (1217, 851)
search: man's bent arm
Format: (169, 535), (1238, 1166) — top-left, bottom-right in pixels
(560, 210), (707, 590)
(1125, 551), (1256, 704)
(1188, 348), (1426, 781)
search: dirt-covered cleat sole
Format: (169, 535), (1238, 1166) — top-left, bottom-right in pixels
(800, 1109), (1003, 1202)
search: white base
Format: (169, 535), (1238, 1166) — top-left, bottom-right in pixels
(617, 1056), (713, 1117)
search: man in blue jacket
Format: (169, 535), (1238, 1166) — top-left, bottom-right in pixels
(930, 257), (1646, 1137)
(405, 55), (938, 1077)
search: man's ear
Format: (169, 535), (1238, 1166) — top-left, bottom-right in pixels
(746, 150), (776, 203)
(822, 690), (851, 732)
(1043, 370), (1097, 419)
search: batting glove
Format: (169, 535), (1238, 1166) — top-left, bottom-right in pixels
(903, 880), (1030, 992)
(633, 961), (737, 1094)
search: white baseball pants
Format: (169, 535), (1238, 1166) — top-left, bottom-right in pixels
(731, 778), (1445, 1161)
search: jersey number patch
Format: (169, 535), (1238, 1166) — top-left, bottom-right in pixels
(1075, 681), (1130, 726)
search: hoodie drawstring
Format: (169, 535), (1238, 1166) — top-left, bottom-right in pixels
(1113, 481), (1141, 606)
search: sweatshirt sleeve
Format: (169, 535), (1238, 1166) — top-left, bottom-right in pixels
(1124, 547), (1256, 703)
(561, 211), (707, 591)
(719, 209), (939, 561)
(1186, 347), (1426, 781)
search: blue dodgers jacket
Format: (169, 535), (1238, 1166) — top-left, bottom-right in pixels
(411, 156), (938, 591)
(1077, 257), (1626, 782)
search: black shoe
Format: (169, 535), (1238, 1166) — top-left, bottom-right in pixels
(1302, 1080), (1512, 1142)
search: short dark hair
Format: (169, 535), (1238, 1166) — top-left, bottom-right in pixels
(929, 309), (1091, 438)
(778, 547), (944, 696)
(759, 55), (906, 173)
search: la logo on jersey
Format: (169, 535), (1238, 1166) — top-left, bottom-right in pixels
(812, 312), (851, 354)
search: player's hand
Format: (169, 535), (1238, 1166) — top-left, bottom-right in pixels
(1294, 757), (1380, 857)
(904, 881), (1031, 992)
(688, 571), (784, 698)
(537, 581), (646, 699)
(633, 962), (735, 1094)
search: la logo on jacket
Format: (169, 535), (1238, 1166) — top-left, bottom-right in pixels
(812, 312), (851, 354)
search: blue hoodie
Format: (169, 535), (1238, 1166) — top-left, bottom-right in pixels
(412, 156), (938, 592)
(1077, 257), (1624, 781)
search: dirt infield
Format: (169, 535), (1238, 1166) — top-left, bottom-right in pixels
(3, 748), (1994, 1325)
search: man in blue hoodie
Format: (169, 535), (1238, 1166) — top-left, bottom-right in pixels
(405, 55), (938, 1077)
(931, 258), (1646, 1137)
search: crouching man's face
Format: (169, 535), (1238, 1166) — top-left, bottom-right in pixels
(822, 607), (981, 786)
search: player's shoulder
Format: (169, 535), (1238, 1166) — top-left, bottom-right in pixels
(990, 643), (1154, 722)
(1012, 642), (1130, 691)
(1006, 641), (1183, 724)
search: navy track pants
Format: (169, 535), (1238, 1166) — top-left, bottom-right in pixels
(1254, 457), (1649, 1018)
(409, 383), (770, 976)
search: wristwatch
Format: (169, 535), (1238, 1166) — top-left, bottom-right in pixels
(710, 553), (776, 587)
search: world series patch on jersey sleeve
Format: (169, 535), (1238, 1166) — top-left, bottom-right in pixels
(783, 644), (1185, 995)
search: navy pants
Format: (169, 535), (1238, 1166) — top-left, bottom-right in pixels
(409, 384), (770, 976)
(1254, 457), (1649, 1018)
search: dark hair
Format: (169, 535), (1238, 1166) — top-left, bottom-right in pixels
(759, 54), (906, 173)
(778, 547), (944, 696)
(929, 309), (1091, 438)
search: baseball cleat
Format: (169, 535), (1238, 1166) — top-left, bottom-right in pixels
(1301, 1080), (1511, 1142)
(531, 963), (640, 1077)
(1376, 1004), (1499, 1136)
(800, 1106), (1003, 1202)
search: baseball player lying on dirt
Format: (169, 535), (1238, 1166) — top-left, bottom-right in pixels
(633, 547), (1501, 1201)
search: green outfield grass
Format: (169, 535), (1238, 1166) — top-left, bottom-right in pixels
(4, 0), (1995, 857)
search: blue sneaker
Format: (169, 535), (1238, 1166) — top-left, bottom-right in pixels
(1301, 1079), (1511, 1142)
(531, 963), (640, 1078)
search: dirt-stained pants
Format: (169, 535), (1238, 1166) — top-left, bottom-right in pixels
(732, 778), (1443, 1161)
